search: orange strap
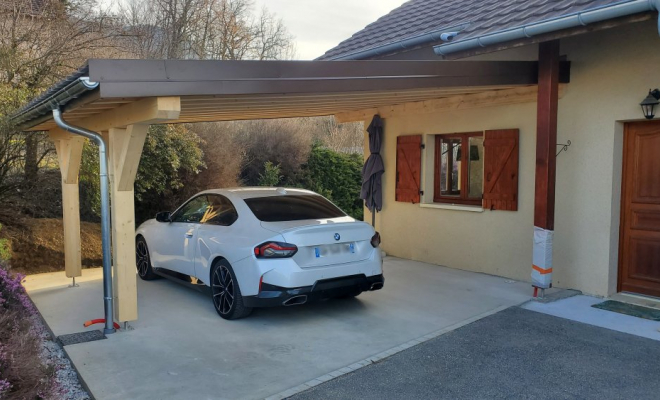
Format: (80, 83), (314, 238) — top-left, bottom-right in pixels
(532, 265), (553, 275)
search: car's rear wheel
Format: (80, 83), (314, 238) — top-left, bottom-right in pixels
(211, 260), (252, 320)
(136, 236), (159, 280)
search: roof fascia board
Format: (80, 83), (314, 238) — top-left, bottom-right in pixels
(88, 59), (531, 82)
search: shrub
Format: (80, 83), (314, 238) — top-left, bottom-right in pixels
(257, 161), (282, 187)
(0, 223), (10, 261)
(0, 263), (58, 399)
(298, 145), (364, 220)
(79, 124), (206, 225)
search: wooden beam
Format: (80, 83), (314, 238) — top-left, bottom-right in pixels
(61, 183), (82, 279)
(106, 126), (148, 323)
(534, 40), (560, 230)
(49, 96), (180, 136)
(49, 132), (85, 184)
(335, 85), (566, 123)
(110, 125), (149, 191)
(48, 132), (85, 278)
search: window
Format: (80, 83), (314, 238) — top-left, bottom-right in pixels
(395, 129), (518, 211)
(434, 132), (484, 206)
(171, 196), (211, 223)
(244, 195), (346, 222)
(203, 195), (239, 226)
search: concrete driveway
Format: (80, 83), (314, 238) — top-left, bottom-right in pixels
(25, 257), (531, 400)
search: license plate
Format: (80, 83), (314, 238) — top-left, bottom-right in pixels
(315, 243), (355, 258)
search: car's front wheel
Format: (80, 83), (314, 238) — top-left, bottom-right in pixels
(210, 260), (253, 320)
(136, 236), (159, 280)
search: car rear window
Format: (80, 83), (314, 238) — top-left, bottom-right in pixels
(244, 195), (346, 222)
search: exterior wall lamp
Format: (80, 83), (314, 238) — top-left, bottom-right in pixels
(640, 89), (660, 119)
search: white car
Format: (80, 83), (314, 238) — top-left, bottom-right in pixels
(135, 187), (384, 319)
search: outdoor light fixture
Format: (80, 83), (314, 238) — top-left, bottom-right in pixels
(640, 89), (660, 120)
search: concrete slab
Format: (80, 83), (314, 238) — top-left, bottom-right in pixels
(522, 295), (660, 341)
(26, 257), (531, 400)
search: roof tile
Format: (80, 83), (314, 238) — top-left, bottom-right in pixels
(318, 0), (625, 60)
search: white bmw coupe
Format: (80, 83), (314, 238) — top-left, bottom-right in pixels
(135, 187), (384, 319)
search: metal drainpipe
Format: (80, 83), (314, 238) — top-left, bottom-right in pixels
(52, 109), (116, 335)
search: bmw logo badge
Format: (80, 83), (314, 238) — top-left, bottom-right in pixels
(334, 233), (341, 241)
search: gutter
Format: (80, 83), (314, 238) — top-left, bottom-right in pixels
(434, 0), (660, 56)
(53, 109), (116, 335)
(326, 23), (469, 60)
(11, 72), (97, 130)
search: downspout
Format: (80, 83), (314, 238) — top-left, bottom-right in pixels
(434, 0), (660, 56)
(53, 109), (116, 335)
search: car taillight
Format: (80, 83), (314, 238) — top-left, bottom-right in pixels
(254, 241), (298, 258)
(370, 232), (381, 248)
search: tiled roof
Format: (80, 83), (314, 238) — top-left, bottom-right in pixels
(318, 0), (625, 60)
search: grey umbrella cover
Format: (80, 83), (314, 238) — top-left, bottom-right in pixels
(361, 115), (385, 213)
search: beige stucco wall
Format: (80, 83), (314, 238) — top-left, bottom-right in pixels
(365, 19), (660, 296)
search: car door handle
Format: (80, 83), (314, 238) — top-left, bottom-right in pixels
(185, 230), (194, 238)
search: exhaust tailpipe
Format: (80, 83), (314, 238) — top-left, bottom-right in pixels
(283, 295), (308, 306)
(370, 282), (384, 291)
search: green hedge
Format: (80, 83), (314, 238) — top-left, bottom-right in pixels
(298, 145), (363, 221)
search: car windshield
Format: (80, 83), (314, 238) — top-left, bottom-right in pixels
(244, 195), (346, 222)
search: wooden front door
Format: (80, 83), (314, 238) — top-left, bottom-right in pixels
(619, 121), (660, 297)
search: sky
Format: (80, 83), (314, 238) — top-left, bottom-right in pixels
(252, 0), (408, 60)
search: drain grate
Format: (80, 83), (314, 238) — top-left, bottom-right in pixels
(58, 330), (106, 346)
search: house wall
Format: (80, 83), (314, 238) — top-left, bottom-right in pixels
(365, 19), (660, 296)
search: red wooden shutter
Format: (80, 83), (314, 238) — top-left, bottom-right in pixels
(483, 129), (519, 211)
(395, 135), (422, 203)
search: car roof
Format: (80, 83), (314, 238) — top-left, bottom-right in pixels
(202, 187), (318, 200)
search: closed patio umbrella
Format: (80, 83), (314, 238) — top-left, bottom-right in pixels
(361, 115), (384, 227)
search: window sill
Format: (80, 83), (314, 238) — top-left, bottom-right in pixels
(419, 203), (484, 213)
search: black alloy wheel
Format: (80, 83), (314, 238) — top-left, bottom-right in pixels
(136, 237), (158, 280)
(210, 260), (252, 320)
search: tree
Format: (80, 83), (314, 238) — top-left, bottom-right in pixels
(0, 0), (122, 200)
(311, 117), (364, 154)
(79, 124), (205, 224)
(118, 0), (295, 60)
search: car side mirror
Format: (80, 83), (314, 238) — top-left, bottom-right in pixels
(155, 211), (171, 223)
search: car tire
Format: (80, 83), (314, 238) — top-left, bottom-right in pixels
(210, 259), (253, 320)
(136, 236), (159, 281)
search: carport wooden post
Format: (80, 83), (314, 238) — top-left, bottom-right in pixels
(532, 40), (560, 293)
(106, 125), (149, 323)
(49, 132), (85, 279)
(101, 97), (181, 323)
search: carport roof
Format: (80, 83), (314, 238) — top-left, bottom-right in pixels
(12, 58), (570, 131)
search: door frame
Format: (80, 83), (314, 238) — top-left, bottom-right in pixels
(617, 120), (660, 295)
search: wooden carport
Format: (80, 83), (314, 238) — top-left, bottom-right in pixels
(12, 59), (569, 325)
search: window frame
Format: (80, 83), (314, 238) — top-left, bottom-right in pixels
(433, 132), (483, 206)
